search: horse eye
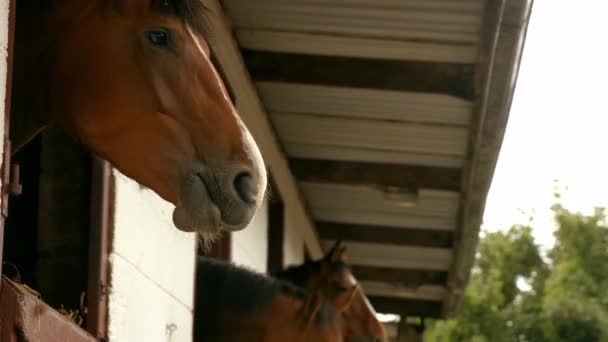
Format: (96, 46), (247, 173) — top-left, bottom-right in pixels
(335, 284), (347, 293)
(146, 29), (171, 48)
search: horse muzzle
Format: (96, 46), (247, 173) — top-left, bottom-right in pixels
(172, 162), (264, 234)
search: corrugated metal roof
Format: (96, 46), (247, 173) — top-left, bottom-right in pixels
(223, 0), (485, 43)
(218, 0), (530, 324)
(236, 30), (479, 63)
(219, 0), (479, 320)
(361, 281), (447, 301)
(257, 82), (473, 125)
(284, 144), (466, 168)
(301, 182), (459, 230)
(224, 0), (484, 64)
(322, 240), (453, 271)
(271, 113), (469, 156)
(311, 207), (457, 231)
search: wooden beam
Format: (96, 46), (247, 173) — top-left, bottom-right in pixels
(351, 266), (447, 287)
(444, 0), (534, 317)
(87, 158), (112, 340)
(369, 296), (442, 318)
(318, 222), (454, 248)
(290, 159), (462, 192)
(201, 232), (231, 261)
(241, 50), (476, 100)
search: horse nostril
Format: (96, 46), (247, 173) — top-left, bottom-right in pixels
(233, 171), (257, 205)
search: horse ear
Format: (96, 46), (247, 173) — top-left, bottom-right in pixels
(335, 245), (348, 263)
(325, 240), (348, 263)
(324, 240), (342, 259)
(334, 285), (358, 312)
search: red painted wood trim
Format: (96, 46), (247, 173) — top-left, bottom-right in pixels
(0, 0), (17, 291)
(0, 276), (96, 342)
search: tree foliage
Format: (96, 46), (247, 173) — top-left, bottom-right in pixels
(426, 203), (608, 342)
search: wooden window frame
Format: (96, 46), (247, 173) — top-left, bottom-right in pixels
(86, 158), (113, 341)
(201, 233), (232, 261)
(267, 174), (285, 273)
(0, 0), (16, 285)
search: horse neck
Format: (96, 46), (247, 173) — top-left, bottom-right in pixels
(276, 294), (343, 342)
(209, 290), (344, 341)
(212, 295), (302, 341)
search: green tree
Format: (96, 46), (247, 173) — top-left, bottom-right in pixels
(425, 204), (608, 342)
(540, 205), (608, 341)
(426, 225), (544, 342)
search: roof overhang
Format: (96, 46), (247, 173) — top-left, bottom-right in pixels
(207, 0), (534, 319)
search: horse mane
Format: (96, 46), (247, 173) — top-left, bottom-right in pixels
(274, 259), (350, 287)
(196, 257), (307, 314)
(273, 260), (322, 287)
(19, 0), (212, 38)
(98, 0), (213, 37)
(168, 0), (213, 38)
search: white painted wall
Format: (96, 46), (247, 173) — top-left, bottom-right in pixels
(108, 171), (197, 342)
(230, 197), (309, 272)
(231, 196), (269, 273)
(283, 208), (306, 267)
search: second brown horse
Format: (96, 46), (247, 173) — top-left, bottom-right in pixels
(195, 257), (357, 342)
(275, 241), (389, 342)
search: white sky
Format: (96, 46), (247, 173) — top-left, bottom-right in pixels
(482, 0), (608, 247)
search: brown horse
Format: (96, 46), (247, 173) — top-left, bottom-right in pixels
(194, 257), (357, 342)
(11, 0), (267, 235)
(274, 241), (389, 342)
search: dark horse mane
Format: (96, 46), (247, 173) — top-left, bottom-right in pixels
(273, 259), (349, 288)
(146, 0), (214, 37)
(32, 0), (212, 37)
(196, 257), (307, 314)
(273, 260), (323, 287)
(195, 257), (340, 340)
